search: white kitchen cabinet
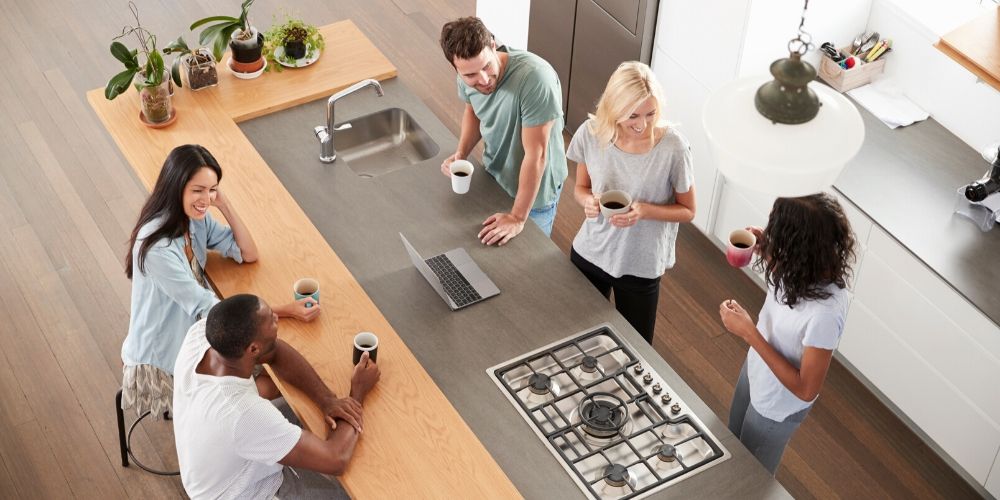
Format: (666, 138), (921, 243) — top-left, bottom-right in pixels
(987, 455), (1000, 498)
(650, 47), (718, 231)
(710, 180), (771, 283)
(476, 0), (531, 48)
(839, 226), (1000, 484)
(650, 0), (752, 234)
(653, 0), (750, 91)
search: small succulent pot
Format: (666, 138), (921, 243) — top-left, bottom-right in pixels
(183, 48), (219, 90)
(135, 72), (173, 123)
(284, 39), (306, 60)
(230, 27), (264, 64)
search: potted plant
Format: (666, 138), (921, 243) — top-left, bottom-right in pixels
(263, 15), (325, 71)
(190, 0), (265, 76)
(105, 1), (173, 125)
(163, 36), (219, 91)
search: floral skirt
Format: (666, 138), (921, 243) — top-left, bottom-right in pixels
(121, 364), (173, 420)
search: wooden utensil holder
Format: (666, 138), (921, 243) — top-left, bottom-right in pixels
(818, 47), (887, 92)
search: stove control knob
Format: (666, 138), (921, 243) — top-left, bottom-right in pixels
(670, 403), (681, 415)
(643, 373), (654, 385)
(652, 383), (662, 394)
(633, 364), (644, 375)
(661, 394), (672, 405)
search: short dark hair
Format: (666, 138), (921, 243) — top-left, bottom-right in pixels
(206, 294), (262, 359)
(439, 17), (493, 66)
(755, 193), (857, 307)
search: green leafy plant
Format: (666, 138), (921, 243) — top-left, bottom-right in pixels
(262, 14), (325, 71)
(104, 1), (166, 100)
(190, 0), (258, 62)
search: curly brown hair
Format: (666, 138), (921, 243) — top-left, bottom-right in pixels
(439, 17), (493, 66)
(753, 193), (856, 308)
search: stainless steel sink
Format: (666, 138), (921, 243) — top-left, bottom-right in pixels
(335, 108), (439, 177)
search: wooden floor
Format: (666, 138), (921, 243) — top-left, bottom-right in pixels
(0, 0), (984, 498)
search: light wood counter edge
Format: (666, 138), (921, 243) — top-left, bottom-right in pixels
(86, 20), (519, 499)
(934, 40), (1000, 94)
(935, 6), (1000, 93)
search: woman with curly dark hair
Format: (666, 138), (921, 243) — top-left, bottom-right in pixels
(719, 193), (856, 475)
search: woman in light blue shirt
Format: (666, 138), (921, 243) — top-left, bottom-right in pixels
(121, 144), (320, 418)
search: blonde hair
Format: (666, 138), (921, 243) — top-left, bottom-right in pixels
(587, 61), (666, 148)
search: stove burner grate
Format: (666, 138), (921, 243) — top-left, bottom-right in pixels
(579, 392), (628, 438)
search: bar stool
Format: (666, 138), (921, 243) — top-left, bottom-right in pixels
(115, 388), (180, 476)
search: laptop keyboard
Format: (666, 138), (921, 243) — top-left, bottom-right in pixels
(425, 254), (482, 308)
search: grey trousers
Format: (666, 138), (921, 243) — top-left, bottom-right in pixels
(274, 466), (350, 500)
(272, 398), (351, 500)
(728, 359), (811, 475)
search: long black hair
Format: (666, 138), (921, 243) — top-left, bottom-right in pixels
(125, 144), (222, 279)
(754, 193), (856, 307)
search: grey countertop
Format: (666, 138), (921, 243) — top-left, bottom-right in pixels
(239, 78), (787, 498)
(834, 103), (1000, 327)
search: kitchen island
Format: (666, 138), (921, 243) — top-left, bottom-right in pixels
(240, 77), (787, 498)
(89, 20), (785, 498)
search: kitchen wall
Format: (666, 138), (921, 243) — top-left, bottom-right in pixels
(867, 0), (1000, 153)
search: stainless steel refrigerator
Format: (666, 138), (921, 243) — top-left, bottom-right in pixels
(528, 0), (659, 132)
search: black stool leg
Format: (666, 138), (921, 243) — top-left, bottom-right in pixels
(126, 410), (180, 476)
(115, 389), (129, 467)
(115, 388), (179, 475)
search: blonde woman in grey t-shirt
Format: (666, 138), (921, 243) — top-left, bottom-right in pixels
(568, 62), (696, 344)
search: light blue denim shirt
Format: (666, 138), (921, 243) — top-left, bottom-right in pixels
(121, 213), (243, 374)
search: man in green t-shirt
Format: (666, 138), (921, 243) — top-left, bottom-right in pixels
(439, 17), (568, 245)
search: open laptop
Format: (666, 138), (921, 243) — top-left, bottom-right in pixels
(399, 233), (500, 310)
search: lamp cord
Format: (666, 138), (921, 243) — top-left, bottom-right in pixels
(788, 0), (813, 56)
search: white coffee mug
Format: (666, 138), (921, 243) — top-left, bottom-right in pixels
(599, 190), (632, 217)
(449, 160), (474, 194)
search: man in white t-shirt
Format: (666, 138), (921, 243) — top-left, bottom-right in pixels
(173, 294), (380, 499)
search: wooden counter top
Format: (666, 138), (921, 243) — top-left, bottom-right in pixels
(935, 5), (1000, 93)
(87, 20), (518, 498)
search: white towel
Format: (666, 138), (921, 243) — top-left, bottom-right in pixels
(847, 81), (930, 129)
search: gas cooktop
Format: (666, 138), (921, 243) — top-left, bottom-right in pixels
(488, 324), (730, 499)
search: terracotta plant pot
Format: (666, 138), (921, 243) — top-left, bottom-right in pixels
(230, 58), (264, 74)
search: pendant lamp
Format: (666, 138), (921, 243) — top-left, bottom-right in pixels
(703, 0), (865, 197)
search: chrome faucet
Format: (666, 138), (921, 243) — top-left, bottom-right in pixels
(314, 79), (385, 163)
